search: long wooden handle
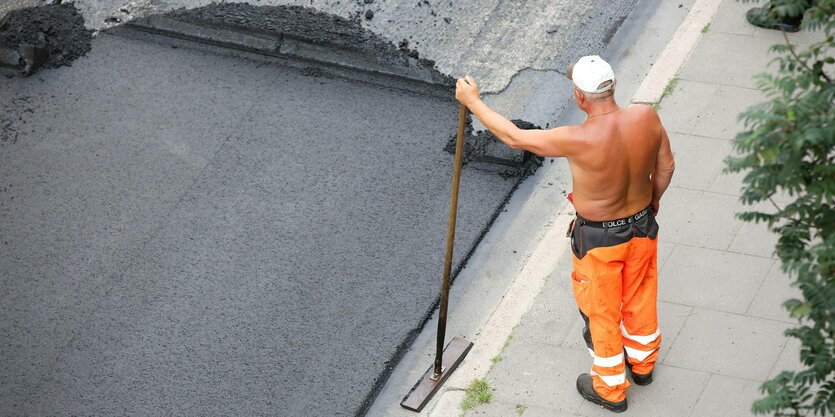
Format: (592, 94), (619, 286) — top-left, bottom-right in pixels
(433, 103), (468, 379)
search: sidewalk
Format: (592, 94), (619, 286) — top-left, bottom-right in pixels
(465, 1), (814, 416)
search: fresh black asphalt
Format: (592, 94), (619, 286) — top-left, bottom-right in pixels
(0, 33), (516, 416)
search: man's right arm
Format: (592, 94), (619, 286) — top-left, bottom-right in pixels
(651, 117), (675, 215)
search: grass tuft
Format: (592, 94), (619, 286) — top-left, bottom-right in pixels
(490, 355), (503, 365)
(503, 324), (518, 350)
(662, 77), (679, 99)
(701, 23), (710, 33)
(461, 378), (492, 411)
(653, 76), (680, 111)
(515, 404), (527, 416)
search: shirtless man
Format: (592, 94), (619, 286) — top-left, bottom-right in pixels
(455, 55), (675, 413)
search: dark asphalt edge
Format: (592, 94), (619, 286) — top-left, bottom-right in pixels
(116, 16), (454, 99)
(354, 171), (529, 417)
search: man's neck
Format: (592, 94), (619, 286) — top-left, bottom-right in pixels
(585, 101), (620, 119)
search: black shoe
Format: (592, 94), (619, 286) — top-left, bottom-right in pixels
(746, 7), (801, 32)
(576, 373), (627, 413)
(631, 369), (653, 386)
(625, 360), (654, 386)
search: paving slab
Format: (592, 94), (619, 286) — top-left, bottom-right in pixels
(656, 79), (721, 136)
(690, 84), (765, 140)
(657, 301), (696, 363)
(709, 0), (758, 37)
(511, 251), (576, 348)
(678, 31), (773, 90)
(768, 336), (803, 379)
(656, 187), (746, 251)
(689, 373), (763, 417)
(658, 80), (764, 141)
(668, 132), (736, 191)
(576, 364), (710, 417)
(665, 308), (788, 381)
(746, 263), (799, 323)
(486, 342), (587, 414)
(511, 284), (579, 350)
(728, 217), (780, 259)
(707, 168), (746, 196)
(659, 245), (774, 313)
(469, 401), (578, 417)
(657, 239), (677, 270)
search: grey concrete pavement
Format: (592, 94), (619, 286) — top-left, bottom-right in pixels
(462, 1), (806, 416)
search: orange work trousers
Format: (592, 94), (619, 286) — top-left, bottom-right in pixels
(569, 206), (661, 402)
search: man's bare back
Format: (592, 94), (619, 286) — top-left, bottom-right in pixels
(454, 76), (674, 222)
(565, 105), (670, 221)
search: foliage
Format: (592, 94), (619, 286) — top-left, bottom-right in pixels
(727, 1), (834, 415)
(460, 378), (492, 411)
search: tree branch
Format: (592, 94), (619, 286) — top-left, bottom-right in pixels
(782, 30), (833, 83)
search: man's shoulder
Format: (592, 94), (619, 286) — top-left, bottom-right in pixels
(625, 103), (659, 118)
(623, 104), (663, 130)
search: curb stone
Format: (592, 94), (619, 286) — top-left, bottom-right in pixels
(632, 0), (724, 104)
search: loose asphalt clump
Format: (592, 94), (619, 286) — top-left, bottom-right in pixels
(163, 3), (450, 84)
(444, 118), (545, 179)
(0, 2), (92, 76)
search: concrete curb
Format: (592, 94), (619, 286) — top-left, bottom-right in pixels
(119, 15), (453, 98)
(631, 0), (724, 104)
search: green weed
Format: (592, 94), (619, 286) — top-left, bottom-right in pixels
(460, 378), (492, 411)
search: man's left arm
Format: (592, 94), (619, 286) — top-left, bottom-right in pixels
(456, 76), (574, 157)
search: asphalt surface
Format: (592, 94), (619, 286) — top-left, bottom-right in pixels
(0, 32), (517, 416)
(1, 1), (639, 416)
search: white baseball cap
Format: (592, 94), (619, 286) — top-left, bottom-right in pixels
(567, 55), (615, 94)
